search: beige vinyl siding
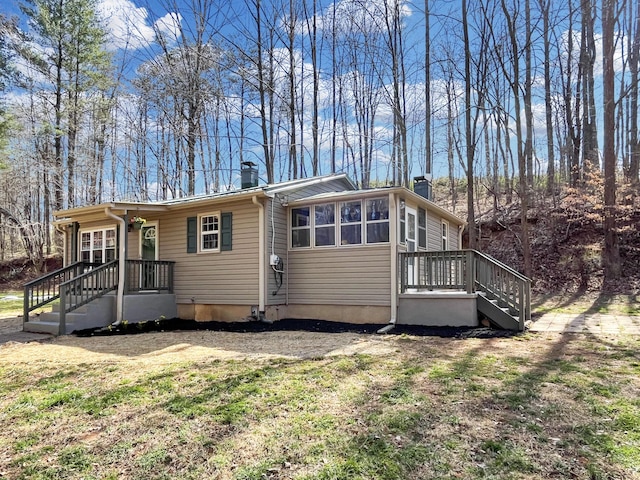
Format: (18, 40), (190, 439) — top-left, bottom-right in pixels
(158, 201), (261, 305)
(126, 225), (141, 259)
(64, 227), (73, 265)
(287, 245), (391, 306)
(450, 223), (460, 249)
(266, 198), (288, 305)
(426, 210), (442, 251)
(424, 209), (459, 251)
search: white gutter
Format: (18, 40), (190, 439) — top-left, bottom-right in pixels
(252, 196), (266, 317)
(378, 192), (397, 334)
(105, 207), (126, 325)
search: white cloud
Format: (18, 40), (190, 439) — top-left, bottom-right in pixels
(97, 0), (181, 50)
(313, 0), (412, 36)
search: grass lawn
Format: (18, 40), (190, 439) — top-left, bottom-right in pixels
(0, 290), (24, 317)
(1, 330), (639, 479)
(1, 290), (58, 318)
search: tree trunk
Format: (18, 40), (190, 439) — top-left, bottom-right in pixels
(602, 0), (621, 282)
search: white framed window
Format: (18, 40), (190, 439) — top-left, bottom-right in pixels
(314, 203), (335, 247)
(365, 198), (389, 243)
(199, 213), (220, 252)
(291, 207), (311, 248)
(79, 227), (116, 264)
(291, 198), (390, 249)
(418, 208), (427, 249)
(442, 219), (449, 250)
(340, 200), (362, 245)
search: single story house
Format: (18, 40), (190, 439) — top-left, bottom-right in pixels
(23, 168), (530, 335)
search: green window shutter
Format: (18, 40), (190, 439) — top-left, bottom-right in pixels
(221, 212), (232, 251)
(187, 217), (197, 253)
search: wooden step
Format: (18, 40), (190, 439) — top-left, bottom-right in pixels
(477, 292), (522, 331)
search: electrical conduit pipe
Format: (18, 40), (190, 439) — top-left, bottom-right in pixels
(252, 196), (266, 319)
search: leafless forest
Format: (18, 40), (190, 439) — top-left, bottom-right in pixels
(0, 0), (638, 287)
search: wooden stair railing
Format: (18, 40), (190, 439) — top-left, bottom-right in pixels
(398, 249), (531, 331)
(57, 260), (119, 335)
(23, 262), (99, 325)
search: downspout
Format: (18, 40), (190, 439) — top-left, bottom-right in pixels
(105, 207), (126, 325)
(378, 192), (397, 334)
(252, 196), (266, 319)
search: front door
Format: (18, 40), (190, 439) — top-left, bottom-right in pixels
(139, 222), (158, 290)
(405, 206), (418, 287)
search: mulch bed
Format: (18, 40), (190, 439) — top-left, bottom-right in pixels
(73, 317), (518, 339)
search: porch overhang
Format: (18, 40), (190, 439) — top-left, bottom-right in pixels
(53, 202), (170, 224)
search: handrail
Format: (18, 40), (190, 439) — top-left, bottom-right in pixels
(125, 259), (175, 293)
(58, 260), (119, 335)
(398, 249), (531, 331)
(23, 261), (100, 325)
(473, 250), (529, 283)
(24, 259), (176, 335)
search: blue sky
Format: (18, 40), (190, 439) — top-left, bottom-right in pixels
(2, 0), (631, 196)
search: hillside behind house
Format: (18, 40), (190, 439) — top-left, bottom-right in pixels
(1, 184), (639, 298)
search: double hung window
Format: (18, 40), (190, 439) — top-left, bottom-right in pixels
(80, 228), (116, 263)
(199, 213), (220, 252)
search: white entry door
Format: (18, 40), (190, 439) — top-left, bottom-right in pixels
(139, 222), (158, 290)
(406, 206), (418, 287)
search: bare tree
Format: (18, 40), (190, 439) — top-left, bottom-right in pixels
(602, 0), (621, 281)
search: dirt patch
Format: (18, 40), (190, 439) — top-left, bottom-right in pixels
(0, 316), (516, 366)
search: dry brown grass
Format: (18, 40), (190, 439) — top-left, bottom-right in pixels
(1, 327), (640, 479)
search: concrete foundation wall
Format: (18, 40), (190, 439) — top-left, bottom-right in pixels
(177, 302), (391, 325)
(398, 292), (478, 327)
(123, 294), (178, 322)
(266, 304), (390, 324)
(189, 304), (254, 322)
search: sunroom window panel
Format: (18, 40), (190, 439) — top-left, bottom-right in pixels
(314, 204), (335, 246)
(340, 201), (361, 223)
(365, 198), (389, 244)
(341, 224), (362, 245)
(315, 226), (335, 246)
(366, 223), (389, 243)
(292, 207), (310, 227)
(292, 228), (310, 248)
(291, 207), (311, 248)
(340, 201), (362, 245)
